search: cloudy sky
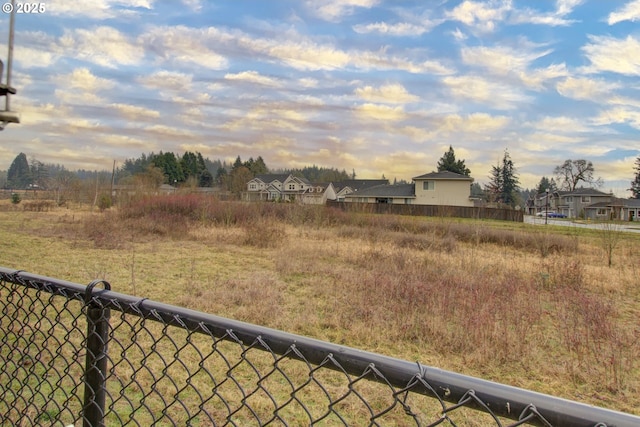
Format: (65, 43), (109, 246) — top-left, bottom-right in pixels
(1, 0), (639, 194)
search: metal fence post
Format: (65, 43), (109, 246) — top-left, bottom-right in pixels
(82, 280), (111, 427)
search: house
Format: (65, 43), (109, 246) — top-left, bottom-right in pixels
(245, 174), (334, 203)
(584, 198), (640, 221)
(552, 188), (613, 218)
(300, 183), (337, 205)
(344, 171), (474, 207)
(333, 179), (389, 201)
(344, 183), (415, 204)
(412, 171), (474, 207)
(622, 199), (640, 221)
(531, 187), (619, 219)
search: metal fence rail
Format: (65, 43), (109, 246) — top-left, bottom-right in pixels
(1, 267), (639, 427)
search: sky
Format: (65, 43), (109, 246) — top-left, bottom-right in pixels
(1, 0), (639, 195)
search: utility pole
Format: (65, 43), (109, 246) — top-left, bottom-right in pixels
(545, 188), (549, 225)
(0, 0), (19, 129)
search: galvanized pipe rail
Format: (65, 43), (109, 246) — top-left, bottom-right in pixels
(1, 267), (639, 427)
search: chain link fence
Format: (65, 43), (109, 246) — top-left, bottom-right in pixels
(1, 267), (639, 427)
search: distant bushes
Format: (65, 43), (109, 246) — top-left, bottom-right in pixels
(84, 194), (577, 256)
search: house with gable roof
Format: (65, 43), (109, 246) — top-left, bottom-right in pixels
(246, 175), (389, 204)
(344, 171), (474, 207)
(245, 173), (333, 203)
(531, 187), (616, 219)
(333, 179), (389, 201)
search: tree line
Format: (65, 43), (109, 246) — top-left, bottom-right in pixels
(4, 149), (640, 205)
(2, 151), (351, 195)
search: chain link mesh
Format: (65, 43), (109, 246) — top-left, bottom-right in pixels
(1, 269), (637, 427)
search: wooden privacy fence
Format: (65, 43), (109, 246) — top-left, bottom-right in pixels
(326, 201), (524, 222)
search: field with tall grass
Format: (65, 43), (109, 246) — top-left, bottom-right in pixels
(1, 194), (639, 417)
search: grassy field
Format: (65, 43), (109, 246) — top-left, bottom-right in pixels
(1, 195), (639, 420)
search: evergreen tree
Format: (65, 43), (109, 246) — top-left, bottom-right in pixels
(486, 164), (503, 202)
(29, 158), (50, 189)
(249, 156), (268, 175)
(153, 152), (184, 184)
(485, 150), (520, 207)
(180, 151), (201, 178)
(215, 167), (228, 186)
(631, 156), (640, 199)
(470, 182), (484, 198)
(232, 156), (243, 171)
(535, 176), (557, 194)
(500, 150), (520, 206)
(199, 169), (214, 187)
(436, 145), (471, 176)
(7, 152), (32, 189)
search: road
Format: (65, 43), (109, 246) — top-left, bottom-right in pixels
(524, 215), (640, 234)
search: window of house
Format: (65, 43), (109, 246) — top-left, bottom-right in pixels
(564, 196), (572, 203)
(597, 208), (607, 216)
(249, 183), (257, 190)
(581, 196), (591, 203)
(423, 181), (435, 191)
(288, 184), (295, 190)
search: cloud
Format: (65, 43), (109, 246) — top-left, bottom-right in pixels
(460, 43), (566, 88)
(307, 0), (379, 22)
(440, 113), (510, 133)
(111, 103), (161, 120)
(181, 0), (202, 12)
(556, 77), (620, 101)
(592, 107), (640, 130)
(446, 0), (512, 33)
(52, 68), (115, 92)
(10, 31), (60, 68)
(354, 83), (418, 104)
(608, 0), (640, 25)
(582, 35), (640, 76)
(48, 0), (155, 20)
(136, 70), (193, 92)
(442, 75), (529, 110)
(60, 26), (144, 68)
(224, 71), (281, 87)
(511, 0), (585, 26)
(140, 26), (228, 70)
(354, 103), (406, 121)
(525, 116), (591, 133)
(352, 21), (434, 37)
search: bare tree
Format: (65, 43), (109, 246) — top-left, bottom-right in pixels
(598, 220), (624, 268)
(554, 159), (602, 191)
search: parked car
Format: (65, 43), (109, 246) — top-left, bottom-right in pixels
(547, 212), (567, 218)
(536, 211), (553, 217)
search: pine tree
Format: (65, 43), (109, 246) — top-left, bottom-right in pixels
(485, 150), (520, 207)
(153, 152), (184, 184)
(500, 150), (520, 206)
(631, 156), (640, 199)
(437, 145), (471, 176)
(7, 152), (32, 189)
(535, 176), (557, 194)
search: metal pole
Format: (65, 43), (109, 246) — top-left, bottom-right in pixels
(5, 0), (16, 111)
(82, 280), (111, 427)
(545, 189), (549, 225)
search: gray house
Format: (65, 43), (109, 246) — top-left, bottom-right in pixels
(555, 188), (614, 218)
(532, 188), (614, 218)
(344, 183), (415, 204)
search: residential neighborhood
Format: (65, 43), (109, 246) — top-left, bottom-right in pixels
(244, 171), (476, 207)
(528, 188), (640, 221)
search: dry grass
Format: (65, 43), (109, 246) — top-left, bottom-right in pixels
(1, 195), (639, 419)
